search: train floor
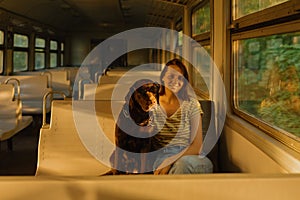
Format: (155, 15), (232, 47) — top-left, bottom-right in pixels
(0, 115), (42, 176)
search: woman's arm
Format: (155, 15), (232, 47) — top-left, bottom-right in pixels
(154, 113), (203, 174)
(181, 113), (203, 155)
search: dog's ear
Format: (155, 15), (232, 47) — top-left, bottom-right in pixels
(153, 82), (160, 95)
(154, 82), (160, 91)
(128, 93), (135, 109)
(125, 86), (135, 103)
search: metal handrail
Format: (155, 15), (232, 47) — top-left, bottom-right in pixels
(41, 71), (53, 88)
(94, 71), (104, 83)
(42, 91), (66, 128)
(4, 77), (21, 101)
(78, 78), (93, 100)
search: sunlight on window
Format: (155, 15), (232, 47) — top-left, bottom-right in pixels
(234, 32), (300, 136)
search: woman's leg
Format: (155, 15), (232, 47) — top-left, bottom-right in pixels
(168, 155), (213, 174)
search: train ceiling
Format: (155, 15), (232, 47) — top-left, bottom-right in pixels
(0, 0), (201, 33)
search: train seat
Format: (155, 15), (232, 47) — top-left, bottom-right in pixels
(83, 83), (131, 101)
(0, 75), (52, 115)
(36, 99), (218, 176)
(36, 100), (124, 176)
(46, 70), (72, 98)
(64, 67), (79, 88)
(0, 83), (33, 149)
(14, 69), (73, 98)
(98, 70), (160, 85)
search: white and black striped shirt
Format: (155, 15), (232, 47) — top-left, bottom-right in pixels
(152, 98), (203, 149)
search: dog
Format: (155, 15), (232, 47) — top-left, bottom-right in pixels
(106, 79), (160, 175)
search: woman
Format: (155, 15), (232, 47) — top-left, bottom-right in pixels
(151, 58), (213, 174)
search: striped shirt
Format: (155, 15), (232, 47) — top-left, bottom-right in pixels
(152, 98), (203, 149)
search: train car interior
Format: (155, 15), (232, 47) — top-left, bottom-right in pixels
(0, 0), (300, 199)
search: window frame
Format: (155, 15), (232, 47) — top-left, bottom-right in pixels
(50, 39), (58, 68)
(13, 33), (29, 72)
(34, 37), (46, 70)
(231, 0), (300, 152)
(60, 42), (64, 66)
(191, 0), (212, 99)
(231, 0), (300, 31)
(0, 29), (4, 74)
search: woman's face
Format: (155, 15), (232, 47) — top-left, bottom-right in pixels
(162, 65), (185, 94)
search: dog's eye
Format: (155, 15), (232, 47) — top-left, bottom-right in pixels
(149, 85), (159, 93)
(136, 87), (147, 95)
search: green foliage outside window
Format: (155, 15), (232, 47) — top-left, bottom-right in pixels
(236, 32), (300, 137)
(192, 2), (210, 36)
(234, 0), (288, 19)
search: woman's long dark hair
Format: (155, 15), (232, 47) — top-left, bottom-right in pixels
(159, 58), (190, 100)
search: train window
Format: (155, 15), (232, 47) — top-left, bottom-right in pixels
(192, 0), (210, 36)
(178, 31), (183, 47)
(50, 40), (58, 50)
(13, 33), (29, 72)
(175, 30), (183, 57)
(234, 31), (300, 137)
(61, 42), (64, 66)
(50, 40), (58, 68)
(0, 30), (3, 73)
(0, 30), (3, 44)
(232, 0), (300, 150)
(191, 0), (211, 99)
(192, 44), (210, 98)
(13, 33), (28, 48)
(233, 0), (289, 19)
(35, 38), (46, 70)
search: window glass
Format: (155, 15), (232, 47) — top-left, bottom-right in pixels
(0, 50), (3, 74)
(234, 32), (300, 137)
(192, 1), (210, 36)
(35, 52), (45, 70)
(50, 53), (57, 68)
(13, 51), (28, 72)
(35, 38), (45, 48)
(0, 30), (4, 45)
(60, 42), (65, 66)
(35, 38), (46, 70)
(61, 42), (64, 51)
(61, 54), (64, 66)
(50, 40), (58, 50)
(192, 45), (211, 97)
(13, 33), (29, 72)
(233, 0), (289, 19)
(178, 31), (183, 46)
(13, 34), (28, 48)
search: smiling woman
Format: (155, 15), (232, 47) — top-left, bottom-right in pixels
(150, 58), (213, 175)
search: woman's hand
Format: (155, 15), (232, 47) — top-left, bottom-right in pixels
(154, 164), (172, 175)
(154, 156), (176, 175)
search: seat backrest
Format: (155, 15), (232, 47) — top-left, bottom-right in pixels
(47, 70), (72, 97)
(16, 75), (50, 100)
(0, 75), (52, 114)
(83, 83), (131, 101)
(36, 100), (124, 176)
(36, 99), (219, 176)
(0, 84), (20, 119)
(199, 100), (219, 172)
(0, 84), (14, 102)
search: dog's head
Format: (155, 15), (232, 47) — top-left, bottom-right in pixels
(124, 79), (160, 126)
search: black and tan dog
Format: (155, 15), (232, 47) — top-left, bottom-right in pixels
(107, 79), (160, 175)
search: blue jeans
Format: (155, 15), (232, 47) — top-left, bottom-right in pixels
(168, 155), (213, 174)
(153, 146), (213, 174)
